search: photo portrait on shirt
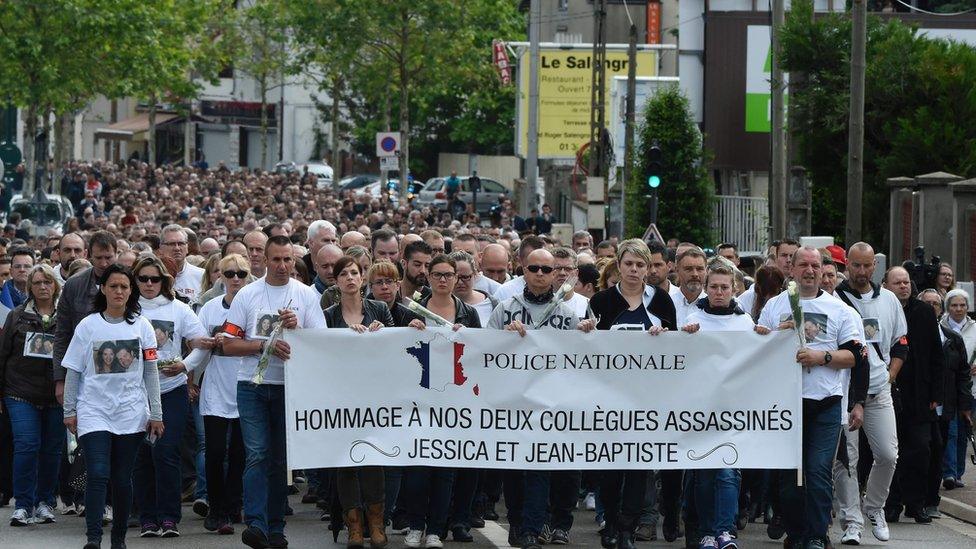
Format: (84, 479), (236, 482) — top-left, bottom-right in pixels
(209, 324), (226, 356)
(862, 317), (881, 343)
(150, 319), (176, 357)
(92, 339), (141, 374)
(803, 313), (830, 344)
(254, 311), (279, 338)
(24, 332), (55, 358)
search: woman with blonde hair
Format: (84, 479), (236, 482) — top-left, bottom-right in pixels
(200, 253), (223, 296)
(597, 258), (620, 291)
(0, 264), (62, 526)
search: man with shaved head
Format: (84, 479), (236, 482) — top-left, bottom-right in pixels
(831, 243), (908, 544)
(481, 244), (511, 285)
(55, 232), (87, 286)
(312, 244), (344, 294)
(492, 236), (547, 302)
(882, 266), (945, 525)
(339, 230), (366, 251)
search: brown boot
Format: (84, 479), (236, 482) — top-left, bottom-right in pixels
(366, 502), (388, 548)
(345, 508), (365, 549)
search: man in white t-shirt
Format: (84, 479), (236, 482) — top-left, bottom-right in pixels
(551, 246), (591, 319)
(758, 246), (864, 549)
(832, 243), (907, 544)
(673, 248), (707, 326)
(160, 224), (204, 305)
(222, 235), (327, 549)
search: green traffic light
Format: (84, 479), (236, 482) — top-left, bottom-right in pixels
(648, 175), (661, 188)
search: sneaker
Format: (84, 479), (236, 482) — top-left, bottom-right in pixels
(102, 505), (113, 525)
(924, 506), (942, 519)
(269, 532), (288, 548)
(717, 531), (737, 549)
(204, 514), (221, 532)
(905, 508), (932, 524)
(242, 525), (271, 549)
(10, 508), (32, 526)
(62, 503), (77, 516)
(404, 529), (424, 548)
(193, 498), (210, 517)
(868, 510), (889, 542)
(584, 493), (596, 510)
(75, 502), (86, 516)
(635, 524), (656, 541)
(538, 524), (553, 544)
(942, 476), (957, 490)
(392, 516), (409, 534)
(160, 520), (180, 537)
(840, 525), (861, 545)
(699, 536), (719, 549)
(766, 513), (785, 540)
(34, 502), (56, 524)
(84, 542), (100, 549)
(452, 525), (474, 542)
(140, 522), (161, 537)
(519, 533), (542, 549)
(218, 522), (235, 535)
(425, 534), (444, 548)
(804, 539), (826, 549)
(551, 528), (570, 545)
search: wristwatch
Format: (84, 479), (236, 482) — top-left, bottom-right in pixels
(823, 351), (833, 365)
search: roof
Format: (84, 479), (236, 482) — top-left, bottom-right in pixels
(93, 112), (181, 141)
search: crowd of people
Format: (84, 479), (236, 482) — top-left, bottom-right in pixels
(0, 159), (972, 549)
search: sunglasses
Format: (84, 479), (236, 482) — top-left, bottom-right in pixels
(137, 275), (162, 284)
(526, 265), (554, 274)
(223, 270), (249, 279)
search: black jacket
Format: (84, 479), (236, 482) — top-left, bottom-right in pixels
(0, 303), (58, 406)
(589, 284), (677, 331)
(941, 326), (974, 417)
(390, 302), (423, 328)
(53, 267), (100, 381)
(419, 294), (482, 329)
(324, 298), (395, 328)
(898, 296), (946, 420)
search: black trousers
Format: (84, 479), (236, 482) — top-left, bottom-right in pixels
(548, 470), (581, 531)
(925, 419), (949, 508)
(885, 413), (932, 515)
(600, 470), (648, 531)
(203, 416), (244, 519)
(0, 411), (12, 501)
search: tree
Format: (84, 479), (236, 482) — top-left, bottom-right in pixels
(781, 0), (976, 242)
(625, 87), (714, 243)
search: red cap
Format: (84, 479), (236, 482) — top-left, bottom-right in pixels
(826, 244), (846, 266)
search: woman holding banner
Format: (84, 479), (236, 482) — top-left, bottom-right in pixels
(588, 239), (676, 549)
(681, 263), (769, 549)
(325, 256), (392, 549)
(404, 254), (481, 547)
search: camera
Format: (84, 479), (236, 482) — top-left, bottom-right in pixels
(902, 246), (941, 291)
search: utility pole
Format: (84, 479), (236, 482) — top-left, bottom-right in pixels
(770, 0), (787, 242)
(846, 0), (866, 245)
(522, 0), (541, 215)
(587, 0), (608, 239)
(623, 23), (638, 238)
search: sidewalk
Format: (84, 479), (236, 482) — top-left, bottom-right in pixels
(942, 449), (976, 525)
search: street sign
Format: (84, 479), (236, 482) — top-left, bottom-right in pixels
(380, 156), (399, 172)
(375, 132), (400, 157)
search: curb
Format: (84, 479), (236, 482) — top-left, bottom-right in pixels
(941, 496), (976, 526)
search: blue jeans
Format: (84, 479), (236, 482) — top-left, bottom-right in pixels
(80, 431), (143, 544)
(404, 466), (455, 535)
(237, 382), (287, 536)
(780, 397), (841, 544)
(943, 401), (975, 480)
(134, 385), (189, 524)
(192, 400), (207, 500)
(693, 468), (741, 537)
(3, 398), (63, 511)
(503, 470), (550, 536)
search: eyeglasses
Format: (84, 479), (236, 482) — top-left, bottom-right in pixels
(223, 270), (249, 279)
(162, 241), (188, 247)
(429, 272), (456, 281)
(526, 265), (554, 274)
(137, 275), (162, 284)
(370, 278), (397, 287)
(553, 266), (576, 273)
(457, 274), (473, 282)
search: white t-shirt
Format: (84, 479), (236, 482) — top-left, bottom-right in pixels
(62, 313), (158, 437)
(759, 290), (861, 400)
(737, 285), (757, 318)
(140, 298), (207, 394)
(224, 277), (327, 385)
(493, 276), (526, 301)
(473, 274), (501, 296)
(564, 292), (591, 320)
(197, 296), (243, 418)
(835, 286), (907, 394)
(685, 308), (756, 332)
(468, 295), (495, 328)
(174, 262), (206, 305)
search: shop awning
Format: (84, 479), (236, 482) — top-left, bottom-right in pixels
(94, 112), (181, 141)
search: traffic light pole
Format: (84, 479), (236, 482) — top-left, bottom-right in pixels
(648, 190), (659, 226)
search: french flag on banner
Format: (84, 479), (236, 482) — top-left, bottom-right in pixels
(405, 333), (478, 396)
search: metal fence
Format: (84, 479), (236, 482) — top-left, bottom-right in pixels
(712, 195), (769, 255)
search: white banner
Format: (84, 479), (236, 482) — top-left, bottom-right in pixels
(284, 328), (802, 470)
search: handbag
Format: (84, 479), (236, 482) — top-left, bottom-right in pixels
(68, 446), (86, 493)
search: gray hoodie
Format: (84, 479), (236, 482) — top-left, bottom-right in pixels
(487, 292), (579, 331)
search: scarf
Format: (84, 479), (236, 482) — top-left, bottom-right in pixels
(947, 315), (966, 334)
(139, 295), (172, 310)
(695, 297), (745, 316)
(523, 286), (554, 305)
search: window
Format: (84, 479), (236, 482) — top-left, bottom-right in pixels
(484, 180), (506, 193)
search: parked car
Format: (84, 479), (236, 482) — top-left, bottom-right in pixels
(299, 162), (334, 188)
(414, 176), (509, 215)
(339, 174), (380, 192)
(1, 189), (74, 238)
